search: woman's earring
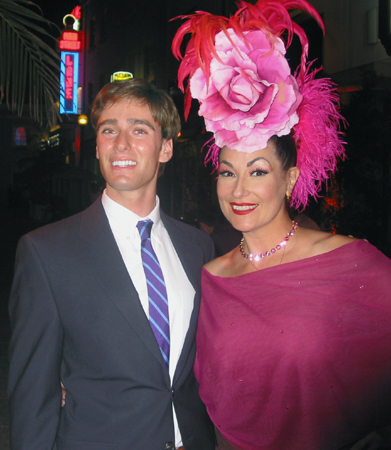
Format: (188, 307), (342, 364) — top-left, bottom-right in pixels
(286, 193), (292, 201)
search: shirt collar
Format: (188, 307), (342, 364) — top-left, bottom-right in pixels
(101, 189), (163, 236)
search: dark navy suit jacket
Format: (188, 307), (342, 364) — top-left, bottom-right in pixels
(8, 198), (215, 450)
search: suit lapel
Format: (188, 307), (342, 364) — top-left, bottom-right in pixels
(161, 212), (202, 384)
(77, 199), (166, 369)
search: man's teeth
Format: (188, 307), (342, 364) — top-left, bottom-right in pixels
(112, 160), (136, 167)
(232, 204), (257, 211)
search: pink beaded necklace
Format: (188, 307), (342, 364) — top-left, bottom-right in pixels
(239, 220), (298, 262)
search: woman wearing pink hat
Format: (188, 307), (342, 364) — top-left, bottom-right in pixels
(173, 1), (391, 449)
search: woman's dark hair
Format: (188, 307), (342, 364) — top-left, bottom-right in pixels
(269, 134), (297, 171)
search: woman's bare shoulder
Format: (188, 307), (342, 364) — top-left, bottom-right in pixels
(203, 257), (221, 273)
(315, 231), (357, 252)
(297, 228), (358, 257)
(204, 247), (239, 276)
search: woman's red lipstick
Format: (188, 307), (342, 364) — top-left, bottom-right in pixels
(230, 203), (258, 215)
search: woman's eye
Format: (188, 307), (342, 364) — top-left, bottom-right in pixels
(218, 170), (234, 177)
(251, 169), (268, 177)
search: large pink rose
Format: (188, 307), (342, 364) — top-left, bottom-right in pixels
(190, 28), (302, 153)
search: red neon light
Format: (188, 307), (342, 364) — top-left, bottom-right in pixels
(63, 31), (79, 40)
(75, 127), (81, 151)
(65, 55), (74, 100)
(59, 30), (81, 51)
(337, 86), (360, 93)
(59, 40), (81, 51)
(71, 6), (82, 20)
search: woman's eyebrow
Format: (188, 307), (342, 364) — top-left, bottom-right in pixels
(220, 160), (233, 168)
(247, 157), (269, 167)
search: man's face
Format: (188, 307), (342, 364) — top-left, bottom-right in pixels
(96, 100), (173, 206)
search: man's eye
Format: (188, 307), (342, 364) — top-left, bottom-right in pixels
(102, 128), (115, 134)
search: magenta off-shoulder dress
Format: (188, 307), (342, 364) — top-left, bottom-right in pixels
(194, 240), (391, 450)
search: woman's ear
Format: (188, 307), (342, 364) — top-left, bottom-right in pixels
(286, 166), (300, 196)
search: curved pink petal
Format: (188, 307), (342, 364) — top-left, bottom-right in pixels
(191, 28), (302, 154)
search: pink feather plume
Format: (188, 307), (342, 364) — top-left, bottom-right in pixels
(292, 65), (346, 210)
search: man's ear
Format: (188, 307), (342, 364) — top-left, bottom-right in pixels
(160, 139), (173, 163)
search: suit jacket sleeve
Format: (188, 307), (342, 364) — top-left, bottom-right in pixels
(8, 233), (63, 450)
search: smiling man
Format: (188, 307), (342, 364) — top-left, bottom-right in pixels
(94, 99), (172, 214)
(8, 79), (215, 450)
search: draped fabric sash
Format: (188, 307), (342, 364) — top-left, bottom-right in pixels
(195, 240), (391, 450)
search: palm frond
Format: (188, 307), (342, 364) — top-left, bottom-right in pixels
(0, 0), (61, 127)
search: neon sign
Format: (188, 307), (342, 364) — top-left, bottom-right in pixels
(59, 7), (82, 115)
(60, 51), (79, 114)
(111, 71), (133, 82)
(59, 31), (82, 51)
(63, 7), (81, 31)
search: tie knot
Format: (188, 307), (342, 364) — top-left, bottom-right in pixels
(137, 219), (153, 241)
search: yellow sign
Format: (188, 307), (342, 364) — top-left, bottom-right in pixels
(111, 72), (133, 82)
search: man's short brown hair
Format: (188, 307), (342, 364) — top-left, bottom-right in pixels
(91, 78), (181, 142)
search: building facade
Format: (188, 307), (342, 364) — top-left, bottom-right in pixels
(2, 0), (391, 252)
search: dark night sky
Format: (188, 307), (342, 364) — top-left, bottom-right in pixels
(32, 0), (80, 35)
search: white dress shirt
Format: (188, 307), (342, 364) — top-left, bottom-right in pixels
(102, 191), (195, 447)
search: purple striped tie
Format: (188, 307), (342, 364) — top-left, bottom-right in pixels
(137, 220), (170, 367)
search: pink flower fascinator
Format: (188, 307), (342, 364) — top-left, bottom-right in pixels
(172, 0), (346, 209)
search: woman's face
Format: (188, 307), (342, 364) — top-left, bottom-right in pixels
(217, 142), (299, 233)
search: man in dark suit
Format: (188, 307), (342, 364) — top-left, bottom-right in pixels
(8, 79), (215, 450)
